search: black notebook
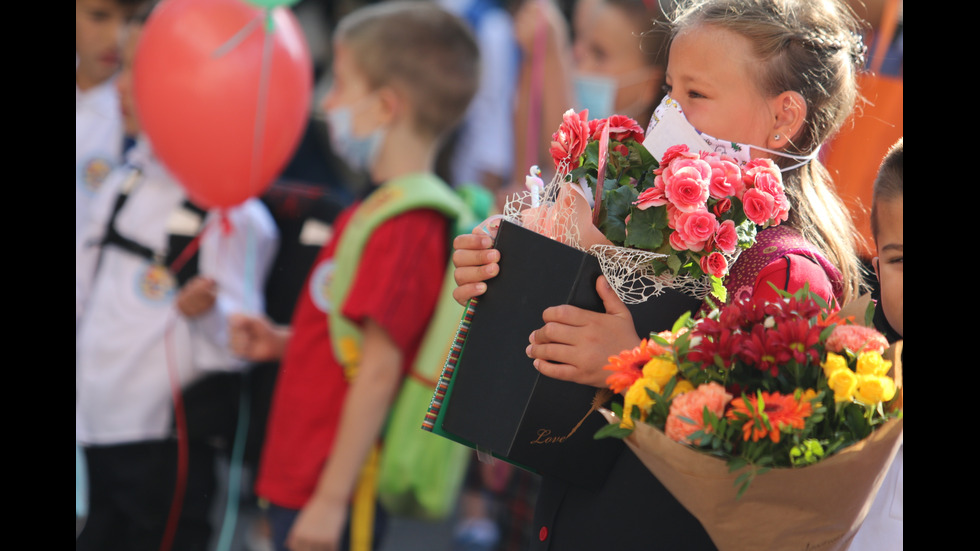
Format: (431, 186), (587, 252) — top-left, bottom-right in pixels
(431, 220), (702, 490)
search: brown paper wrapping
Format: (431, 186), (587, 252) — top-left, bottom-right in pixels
(600, 408), (903, 551)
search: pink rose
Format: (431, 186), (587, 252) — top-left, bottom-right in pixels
(772, 193), (791, 225)
(752, 171), (783, 197)
(673, 210), (719, 252)
(699, 251), (729, 278)
(634, 181), (668, 210)
(702, 152), (744, 199)
(592, 114), (645, 143)
(659, 144), (697, 169)
(550, 109), (591, 170)
(826, 325), (889, 354)
(712, 197), (732, 217)
(741, 188), (776, 225)
(613, 143), (630, 157)
(665, 382), (732, 445)
(714, 219), (737, 254)
(669, 229), (689, 251)
(741, 158), (780, 194)
(662, 160), (711, 213)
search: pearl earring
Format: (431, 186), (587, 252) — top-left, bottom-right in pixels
(774, 134), (780, 140)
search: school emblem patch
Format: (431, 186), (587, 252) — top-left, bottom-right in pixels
(309, 258), (335, 313)
(82, 157), (114, 194)
(137, 264), (176, 303)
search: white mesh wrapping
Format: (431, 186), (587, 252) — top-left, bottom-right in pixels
(502, 165), (740, 304)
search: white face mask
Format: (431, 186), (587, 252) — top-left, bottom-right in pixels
(572, 67), (655, 120)
(643, 95), (818, 171)
(324, 100), (385, 175)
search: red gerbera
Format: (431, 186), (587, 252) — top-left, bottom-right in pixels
(726, 391), (813, 443)
(603, 338), (669, 393)
(771, 318), (823, 365)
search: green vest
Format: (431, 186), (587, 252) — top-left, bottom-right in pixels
(327, 172), (476, 376)
(327, 172), (486, 519)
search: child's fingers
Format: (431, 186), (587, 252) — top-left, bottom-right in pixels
(453, 233), (494, 252)
(451, 244), (499, 270)
(532, 358), (586, 385)
(453, 261), (499, 286)
(539, 304), (595, 327)
(451, 282), (487, 306)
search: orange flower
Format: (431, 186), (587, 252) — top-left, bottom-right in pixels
(604, 339), (670, 394)
(726, 391), (813, 443)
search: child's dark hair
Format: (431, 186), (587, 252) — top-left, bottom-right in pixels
(334, 1), (480, 142)
(665, 0), (869, 303)
(870, 137), (903, 242)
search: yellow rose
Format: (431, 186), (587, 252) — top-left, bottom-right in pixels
(622, 378), (658, 428)
(642, 357), (678, 389)
(856, 374), (897, 405)
(821, 352), (848, 378)
(670, 379), (695, 399)
(856, 351), (892, 377)
(827, 368), (857, 402)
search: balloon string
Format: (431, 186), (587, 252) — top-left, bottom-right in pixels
(250, 21), (274, 199)
(212, 14), (263, 59)
(159, 311), (187, 551)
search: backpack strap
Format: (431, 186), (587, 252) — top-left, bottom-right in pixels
(724, 225), (843, 304)
(327, 173), (476, 380)
(96, 167), (209, 287)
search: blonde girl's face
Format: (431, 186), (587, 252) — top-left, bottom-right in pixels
(665, 24), (777, 155)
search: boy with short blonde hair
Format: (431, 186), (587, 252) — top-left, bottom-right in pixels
(228, 3), (480, 549)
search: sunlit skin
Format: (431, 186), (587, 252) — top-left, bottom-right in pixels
(454, 21), (806, 388)
(872, 196), (903, 337)
(76, 0), (135, 90)
(665, 24), (801, 158)
(574, 1), (660, 120)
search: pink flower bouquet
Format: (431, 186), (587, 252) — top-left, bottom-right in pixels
(505, 109), (791, 303)
(595, 288), (904, 551)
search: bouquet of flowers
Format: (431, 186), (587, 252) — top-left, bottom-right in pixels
(595, 288), (904, 551)
(504, 108), (791, 303)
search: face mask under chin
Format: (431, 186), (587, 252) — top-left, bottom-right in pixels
(645, 95), (818, 172)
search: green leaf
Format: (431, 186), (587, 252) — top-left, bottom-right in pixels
(710, 276), (727, 302)
(594, 423), (633, 440)
(601, 185), (638, 244)
(671, 311), (692, 334)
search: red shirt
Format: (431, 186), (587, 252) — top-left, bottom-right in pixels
(254, 203), (449, 509)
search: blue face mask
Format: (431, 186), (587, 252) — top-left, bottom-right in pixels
(573, 73), (617, 119)
(573, 68), (656, 120)
(325, 104), (385, 175)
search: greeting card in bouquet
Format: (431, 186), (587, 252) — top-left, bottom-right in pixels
(428, 219), (701, 490)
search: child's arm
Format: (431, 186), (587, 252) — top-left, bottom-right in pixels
(527, 275), (641, 388)
(287, 318), (403, 550)
(189, 200), (279, 371)
(227, 313), (290, 362)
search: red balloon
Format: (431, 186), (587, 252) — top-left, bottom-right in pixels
(134, 0), (312, 208)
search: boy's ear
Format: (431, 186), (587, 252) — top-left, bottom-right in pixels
(375, 85), (403, 126)
(872, 256), (881, 281)
(766, 91), (807, 150)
